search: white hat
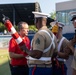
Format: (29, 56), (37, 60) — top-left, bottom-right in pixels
(69, 11), (76, 21)
(58, 22), (65, 28)
(69, 11), (76, 16)
(32, 11), (49, 18)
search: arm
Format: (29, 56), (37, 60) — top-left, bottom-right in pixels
(20, 34), (44, 59)
(67, 30), (76, 54)
(9, 52), (24, 59)
(57, 52), (69, 59)
(65, 40), (75, 55)
(26, 50), (42, 59)
(9, 38), (26, 59)
(20, 44), (43, 59)
(57, 39), (70, 60)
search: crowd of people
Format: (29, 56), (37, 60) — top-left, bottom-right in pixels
(2, 11), (76, 75)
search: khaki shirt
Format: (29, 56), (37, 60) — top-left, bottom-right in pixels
(71, 50), (76, 70)
(57, 35), (75, 68)
(57, 37), (71, 59)
(58, 37), (69, 53)
(64, 40), (74, 55)
(28, 26), (58, 65)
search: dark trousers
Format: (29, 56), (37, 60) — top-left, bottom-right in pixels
(10, 64), (29, 75)
(29, 67), (52, 75)
(52, 64), (67, 75)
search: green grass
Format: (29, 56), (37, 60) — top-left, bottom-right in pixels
(0, 49), (11, 75)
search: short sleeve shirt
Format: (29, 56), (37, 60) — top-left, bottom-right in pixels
(9, 36), (30, 66)
(32, 26), (58, 57)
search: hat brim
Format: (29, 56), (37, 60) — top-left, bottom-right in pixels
(47, 17), (55, 25)
(71, 16), (76, 21)
(32, 11), (49, 18)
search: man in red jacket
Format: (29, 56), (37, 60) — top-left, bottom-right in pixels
(9, 21), (30, 75)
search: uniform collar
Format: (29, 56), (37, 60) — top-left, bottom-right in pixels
(40, 26), (47, 29)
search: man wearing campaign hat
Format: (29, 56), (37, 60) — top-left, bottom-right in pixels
(70, 11), (76, 75)
(51, 22), (74, 75)
(20, 11), (58, 75)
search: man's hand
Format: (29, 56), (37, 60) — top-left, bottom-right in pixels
(2, 14), (9, 23)
(20, 44), (27, 52)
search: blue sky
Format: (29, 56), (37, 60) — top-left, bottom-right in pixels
(1, 0), (71, 14)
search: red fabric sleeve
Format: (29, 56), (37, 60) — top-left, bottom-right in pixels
(9, 38), (17, 52)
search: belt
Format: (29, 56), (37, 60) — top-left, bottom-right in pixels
(57, 58), (66, 62)
(29, 64), (52, 68)
(11, 65), (28, 68)
(27, 56), (66, 62)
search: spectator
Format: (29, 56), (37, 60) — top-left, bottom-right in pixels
(9, 21), (30, 75)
